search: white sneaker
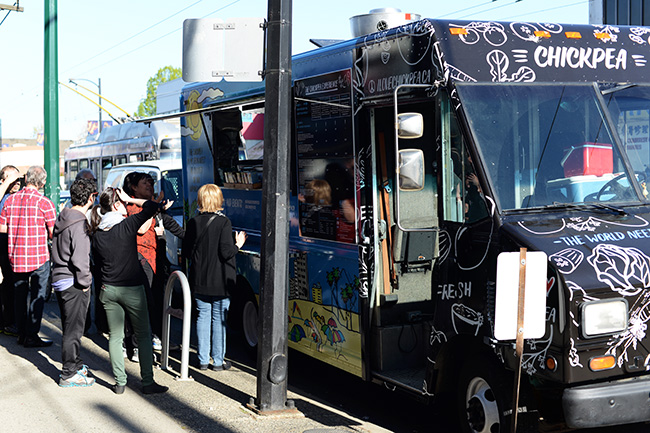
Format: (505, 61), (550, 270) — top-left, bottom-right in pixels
(131, 348), (139, 363)
(152, 335), (162, 351)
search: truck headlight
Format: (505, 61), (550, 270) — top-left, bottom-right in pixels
(581, 299), (628, 338)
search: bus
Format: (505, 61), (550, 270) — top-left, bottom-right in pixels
(177, 14), (650, 432)
(63, 119), (181, 189)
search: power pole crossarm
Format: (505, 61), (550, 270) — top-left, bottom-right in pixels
(0, 3), (24, 12)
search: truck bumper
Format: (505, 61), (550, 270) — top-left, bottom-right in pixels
(563, 376), (650, 429)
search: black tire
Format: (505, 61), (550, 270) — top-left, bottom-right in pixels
(457, 358), (512, 433)
(230, 279), (258, 356)
(240, 297), (258, 354)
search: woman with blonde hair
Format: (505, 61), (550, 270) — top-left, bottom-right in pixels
(182, 184), (246, 371)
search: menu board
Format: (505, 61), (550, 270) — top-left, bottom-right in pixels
(295, 69), (356, 243)
(295, 69), (353, 158)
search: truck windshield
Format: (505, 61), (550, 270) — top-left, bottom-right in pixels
(456, 83), (643, 211)
(601, 84), (650, 190)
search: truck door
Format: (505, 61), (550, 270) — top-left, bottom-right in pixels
(369, 92), (438, 381)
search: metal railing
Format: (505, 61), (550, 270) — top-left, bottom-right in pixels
(160, 270), (193, 381)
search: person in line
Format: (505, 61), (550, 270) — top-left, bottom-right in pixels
(0, 165), (22, 337)
(52, 178), (97, 387)
(70, 169), (105, 337)
(0, 166), (56, 347)
(122, 172), (184, 356)
(65, 169), (102, 336)
(76, 168), (96, 183)
(182, 184), (246, 371)
(90, 187), (168, 395)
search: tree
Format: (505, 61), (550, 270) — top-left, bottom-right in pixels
(135, 66), (182, 117)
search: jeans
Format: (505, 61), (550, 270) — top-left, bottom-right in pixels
(56, 287), (90, 380)
(14, 261), (50, 339)
(100, 284), (154, 386)
(195, 295), (230, 366)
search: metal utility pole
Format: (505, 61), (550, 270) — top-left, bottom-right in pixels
(44, 0), (59, 206)
(98, 77), (102, 132)
(253, 0), (294, 414)
(0, 3), (24, 12)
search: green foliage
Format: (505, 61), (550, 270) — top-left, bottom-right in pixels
(135, 66), (182, 117)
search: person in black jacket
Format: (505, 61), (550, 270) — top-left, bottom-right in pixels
(182, 184), (246, 371)
(89, 187), (168, 395)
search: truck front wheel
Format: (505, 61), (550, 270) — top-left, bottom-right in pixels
(458, 359), (510, 433)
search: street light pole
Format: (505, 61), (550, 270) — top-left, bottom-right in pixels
(254, 0), (294, 414)
(98, 77), (102, 133)
(44, 0), (59, 207)
(69, 78), (102, 134)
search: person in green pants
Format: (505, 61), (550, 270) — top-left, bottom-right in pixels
(90, 187), (168, 395)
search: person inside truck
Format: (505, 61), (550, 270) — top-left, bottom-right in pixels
(325, 161), (355, 224)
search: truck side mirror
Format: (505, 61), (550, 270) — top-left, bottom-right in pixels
(398, 149), (425, 191)
(397, 112), (424, 139)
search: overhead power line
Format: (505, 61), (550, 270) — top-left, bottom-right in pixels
(458, 0), (518, 19)
(437, 1), (494, 19)
(503, 0), (588, 20)
(0, 2), (22, 27)
(63, 0), (206, 75)
(71, 0), (242, 78)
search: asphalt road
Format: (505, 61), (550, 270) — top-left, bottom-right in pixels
(229, 330), (650, 433)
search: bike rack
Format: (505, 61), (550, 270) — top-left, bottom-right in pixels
(161, 270), (193, 381)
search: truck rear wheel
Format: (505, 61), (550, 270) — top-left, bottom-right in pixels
(241, 298), (258, 352)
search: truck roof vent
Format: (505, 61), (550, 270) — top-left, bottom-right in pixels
(350, 8), (421, 38)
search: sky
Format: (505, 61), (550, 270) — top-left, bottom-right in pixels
(0, 0), (590, 141)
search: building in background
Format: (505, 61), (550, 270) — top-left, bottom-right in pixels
(590, 0), (650, 25)
(156, 78), (185, 115)
(0, 137), (73, 185)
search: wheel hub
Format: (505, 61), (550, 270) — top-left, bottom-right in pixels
(465, 377), (501, 433)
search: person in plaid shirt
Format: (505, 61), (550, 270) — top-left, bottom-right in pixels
(0, 166), (56, 347)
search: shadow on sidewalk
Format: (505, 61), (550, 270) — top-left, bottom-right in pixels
(1, 297), (373, 433)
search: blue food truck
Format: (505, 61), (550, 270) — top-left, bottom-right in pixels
(178, 13), (650, 432)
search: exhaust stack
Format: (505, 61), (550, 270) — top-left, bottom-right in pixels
(349, 8), (421, 38)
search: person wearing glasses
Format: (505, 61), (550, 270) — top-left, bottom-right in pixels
(89, 187), (168, 395)
(51, 178), (97, 387)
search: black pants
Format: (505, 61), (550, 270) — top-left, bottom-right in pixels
(56, 287), (90, 379)
(141, 258), (162, 338)
(0, 246), (14, 329)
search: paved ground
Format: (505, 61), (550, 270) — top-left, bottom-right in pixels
(0, 299), (391, 433)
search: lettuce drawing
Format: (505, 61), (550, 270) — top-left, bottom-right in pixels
(587, 244), (650, 296)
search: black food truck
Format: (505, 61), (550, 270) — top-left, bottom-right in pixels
(177, 12), (650, 432)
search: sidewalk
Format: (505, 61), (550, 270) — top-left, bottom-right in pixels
(0, 300), (390, 433)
